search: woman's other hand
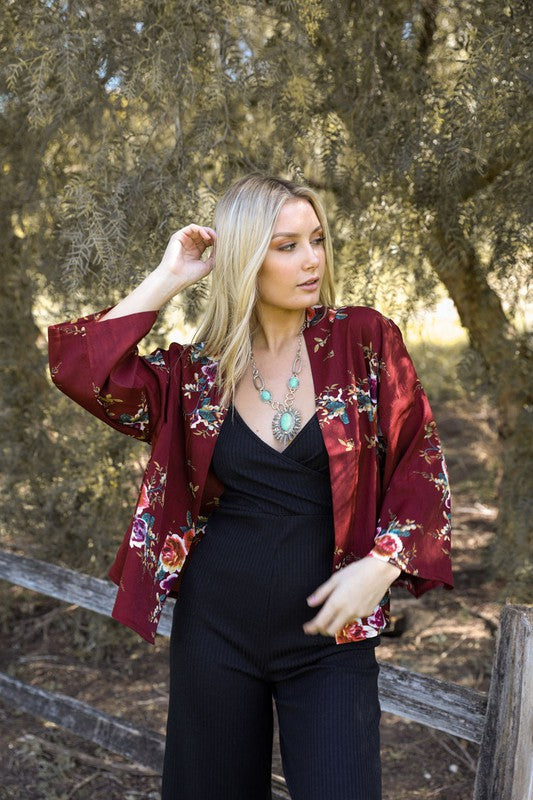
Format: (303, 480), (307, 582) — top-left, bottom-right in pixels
(157, 224), (217, 288)
(302, 557), (402, 637)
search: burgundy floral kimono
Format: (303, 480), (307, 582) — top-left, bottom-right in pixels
(48, 304), (453, 644)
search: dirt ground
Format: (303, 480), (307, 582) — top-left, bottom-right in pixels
(0, 396), (506, 799)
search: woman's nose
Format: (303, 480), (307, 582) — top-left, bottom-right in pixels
(304, 245), (320, 267)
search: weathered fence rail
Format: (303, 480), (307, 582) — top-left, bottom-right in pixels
(0, 550), (531, 799)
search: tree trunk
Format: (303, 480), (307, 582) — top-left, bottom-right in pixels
(495, 409), (533, 596)
(424, 219), (532, 598)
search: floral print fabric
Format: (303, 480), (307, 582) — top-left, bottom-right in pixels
(48, 304), (453, 644)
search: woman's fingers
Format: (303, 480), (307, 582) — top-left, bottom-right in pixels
(303, 557), (399, 636)
(203, 250), (216, 271)
(304, 575), (343, 635)
(304, 609), (346, 637)
(303, 571), (373, 636)
(173, 224), (216, 240)
(304, 594), (346, 636)
(174, 225), (216, 253)
(306, 573), (337, 606)
(158, 224), (217, 282)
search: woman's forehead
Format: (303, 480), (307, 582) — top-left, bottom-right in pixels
(274, 197), (320, 230)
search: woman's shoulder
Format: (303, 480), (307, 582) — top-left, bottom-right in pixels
(169, 340), (220, 371)
(139, 339), (204, 369)
(306, 304), (398, 337)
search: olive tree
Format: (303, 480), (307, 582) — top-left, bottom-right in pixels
(1, 0), (531, 593)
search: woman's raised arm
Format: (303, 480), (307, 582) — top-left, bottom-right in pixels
(48, 225), (215, 442)
(99, 225), (216, 321)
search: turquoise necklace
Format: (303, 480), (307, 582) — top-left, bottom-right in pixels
(250, 322), (305, 446)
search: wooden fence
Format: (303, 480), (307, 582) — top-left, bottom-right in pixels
(0, 550), (531, 799)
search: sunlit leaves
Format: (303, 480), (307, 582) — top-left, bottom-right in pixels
(0, 0), (530, 318)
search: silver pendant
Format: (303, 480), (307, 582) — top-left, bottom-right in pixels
(272, 407), (302, 445)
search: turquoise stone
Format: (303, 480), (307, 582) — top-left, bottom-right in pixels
(260, 389), (272, 402)
(288, 376), (300, 389)
(280, 411), (294, 432)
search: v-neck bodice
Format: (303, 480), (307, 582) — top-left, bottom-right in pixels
(210, 404), (333, 516)
(232, 404), (323, 461)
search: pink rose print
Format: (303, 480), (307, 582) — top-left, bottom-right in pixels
(336, 621), (366, 643)
(373, 532), (403, 558)
(159, 534), (188, 573)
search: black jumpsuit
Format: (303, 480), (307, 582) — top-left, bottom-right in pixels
(161, 405), (382, 800)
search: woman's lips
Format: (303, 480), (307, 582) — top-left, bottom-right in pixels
(298, 278), (320, 290)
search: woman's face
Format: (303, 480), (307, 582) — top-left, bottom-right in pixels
(256, 198), (326, 315)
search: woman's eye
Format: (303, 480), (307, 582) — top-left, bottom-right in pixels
(279, 236), (325, 252)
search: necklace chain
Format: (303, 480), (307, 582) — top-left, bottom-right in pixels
(250, 320), (306, 445)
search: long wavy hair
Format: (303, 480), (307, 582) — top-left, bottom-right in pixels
(193, 174), (336, 407)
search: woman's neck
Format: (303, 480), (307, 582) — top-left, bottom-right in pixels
(252, 305), (306, 356)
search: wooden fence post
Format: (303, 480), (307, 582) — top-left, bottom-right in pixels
(473, 604), (533, 800)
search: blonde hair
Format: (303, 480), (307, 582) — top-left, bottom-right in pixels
(193, 174), (336, 407)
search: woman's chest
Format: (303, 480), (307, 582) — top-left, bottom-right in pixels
(232, 348), (318, 454)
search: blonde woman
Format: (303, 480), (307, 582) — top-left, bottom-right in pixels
(48, 174), (453, 799)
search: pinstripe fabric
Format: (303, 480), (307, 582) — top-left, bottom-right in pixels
(161, 407), (381, 800)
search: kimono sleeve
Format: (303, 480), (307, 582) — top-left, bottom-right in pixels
(367, 316), (453, 597)
(48, 306), (176, 444)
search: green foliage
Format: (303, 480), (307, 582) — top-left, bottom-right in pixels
(0, 0), (531, 601)
(1, 383), (144, 570)
(2, 0), (530, 314)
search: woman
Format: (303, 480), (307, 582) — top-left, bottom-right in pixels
(48, 174), (453, 800)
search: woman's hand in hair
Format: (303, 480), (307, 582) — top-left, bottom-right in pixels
(97, 225), (217, 321)
(302, 556), (402, 638)
(157, 224), (217, 288)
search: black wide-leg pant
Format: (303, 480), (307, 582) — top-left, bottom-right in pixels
(160, 511), (382, 800)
